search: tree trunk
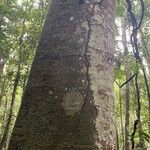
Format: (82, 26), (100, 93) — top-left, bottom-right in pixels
(0, 67), (20, 150)
(0, 66), (20, 150)
(8, 1), (116, 149)
(118, 86), (124, 150)
(139, 29), (150, 72)
(0, 53), (4, 76)
(0, 0), (6, 77)
(121, 18), (130, 150)
(0, 17), (26, 150)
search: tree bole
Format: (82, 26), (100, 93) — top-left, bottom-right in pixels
(8, 0), (116, 149)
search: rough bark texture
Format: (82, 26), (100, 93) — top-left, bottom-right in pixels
(8, 0), (116, 149)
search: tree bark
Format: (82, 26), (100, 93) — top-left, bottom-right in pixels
(121, 18), (130, 150)
(8, 1), (116, 149)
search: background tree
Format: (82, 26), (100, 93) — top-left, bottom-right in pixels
(115, 0), (150, 149)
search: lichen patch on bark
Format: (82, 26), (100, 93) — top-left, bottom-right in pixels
(62, 90), (83, 116)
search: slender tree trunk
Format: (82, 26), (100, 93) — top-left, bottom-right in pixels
(115, 118), (120, 150)
(139, 29), (150, 132)
(0, 66), (20, 150)
(38, 0), (44, 27)
(0, 96), (8, 140)
(0, 3), (4, 77)
(139, 29), (150, 71)
(121, 18), (130, 150)
(118, 85), (124, 150)
(137, 121), (146, 149)
(9, 1), (116, 149)
(0, 80), (5, 106)
(22, 67), (29, 93)
(0, 53), (4, 76)
(0, 17), (26, 150)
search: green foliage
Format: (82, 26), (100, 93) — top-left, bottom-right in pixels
(116, 0), (125, 17)
(0, 0), (49, 147)
(114, 0), (150, 149)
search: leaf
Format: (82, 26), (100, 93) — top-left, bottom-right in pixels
(142, 132), (150, 142)
(116, 0), (124, 17)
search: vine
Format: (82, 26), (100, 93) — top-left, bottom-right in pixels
(125, 0), (149, 149)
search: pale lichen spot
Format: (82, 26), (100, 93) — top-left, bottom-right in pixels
(85, 1), (89, 4)
(62, 90), (83, 116)
(81, 22), (88, 29)
(69, 16), (74, 21)
(55, 95), (58, 99)
(79, 57), (82, 60)
(79, 38), (84, 44)
(94, 0), (102, 3)
(81, 79), (85, 83)
(49, 90), (53, 95)
(90, 4), (93, 8)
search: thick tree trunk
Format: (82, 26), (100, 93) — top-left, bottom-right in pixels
(8, 1), (116, 149)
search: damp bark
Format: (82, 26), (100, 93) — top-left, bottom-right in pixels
(8, 0), (116, 150)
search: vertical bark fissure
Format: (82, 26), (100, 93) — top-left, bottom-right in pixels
(75, 4), (96, 146)
(82, 4), (95, 110)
